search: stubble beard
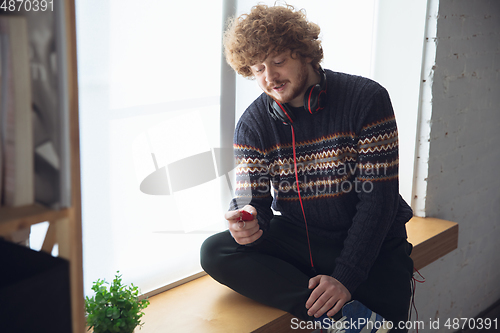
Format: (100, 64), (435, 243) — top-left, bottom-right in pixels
(266, 63), (309, 106)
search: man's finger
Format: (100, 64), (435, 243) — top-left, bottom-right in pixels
(308, 276), (321, 289)
(311, 294), (337, 318)
(225, 210), (241, 220)
(234, 229), (263, 245)
(327, 299), (345, 318)
(305, 284), (325, 310)
(230, 219), (258, 232)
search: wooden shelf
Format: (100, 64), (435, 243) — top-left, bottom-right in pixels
(0, 204), (70, 236)
(406, 216), (459, 270)
(141, 274), (296, 333)
(0, 1), (84, 331)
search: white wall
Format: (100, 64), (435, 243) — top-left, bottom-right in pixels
(411, 1), (500, 331)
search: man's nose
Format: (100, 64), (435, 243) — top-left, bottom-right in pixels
(265, 67), (278, 83)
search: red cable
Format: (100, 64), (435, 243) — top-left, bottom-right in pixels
(290, 125), (315, 270)
(409, 268), (425, 333)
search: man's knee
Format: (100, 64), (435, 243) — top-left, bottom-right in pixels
(200, 231), (231, 274)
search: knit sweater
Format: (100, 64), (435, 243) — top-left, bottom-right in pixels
(229, 69), (413, 294)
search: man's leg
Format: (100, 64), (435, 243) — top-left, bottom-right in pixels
(201, 216), (413, 330)
(352, 238), (414, 332)
(201, 216), (336, 321)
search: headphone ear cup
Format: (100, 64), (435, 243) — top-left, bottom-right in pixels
(303, 67), (327, 114)
(267, 95), (294, 124)
(317, 89), (327, 110)
(304, 84), (321, 114)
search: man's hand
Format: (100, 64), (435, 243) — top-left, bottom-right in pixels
(225, 205), (263, 245)
(306, 275), (352, 318)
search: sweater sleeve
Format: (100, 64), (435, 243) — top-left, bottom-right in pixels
(331, 86), (403, 293)
(229, 120), (274, 236)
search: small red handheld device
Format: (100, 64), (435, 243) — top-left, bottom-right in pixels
(240, 210), (254, 221)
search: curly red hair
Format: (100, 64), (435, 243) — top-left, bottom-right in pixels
(223, 4), (323, 78)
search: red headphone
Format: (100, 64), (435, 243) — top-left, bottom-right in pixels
(267, 66), (327, 125)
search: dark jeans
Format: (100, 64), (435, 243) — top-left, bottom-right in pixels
(200, 216), (414, 332)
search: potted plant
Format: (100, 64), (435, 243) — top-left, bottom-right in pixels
(85, 271), (150, 333)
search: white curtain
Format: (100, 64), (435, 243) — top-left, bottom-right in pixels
(76, 0), (226, 296)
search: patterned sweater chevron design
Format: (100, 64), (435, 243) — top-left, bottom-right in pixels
(229, 70), (413, 293)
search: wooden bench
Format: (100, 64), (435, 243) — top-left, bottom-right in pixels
(139, 217), (458, 333)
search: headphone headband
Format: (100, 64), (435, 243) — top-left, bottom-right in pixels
(267, 66), (327, 125)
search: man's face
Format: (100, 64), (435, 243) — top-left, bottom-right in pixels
(250, 51), (313, 107)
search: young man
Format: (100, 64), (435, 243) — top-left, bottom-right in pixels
(201, 4), (414, 332)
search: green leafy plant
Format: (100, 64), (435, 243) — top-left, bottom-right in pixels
(85, 272), (150, 333)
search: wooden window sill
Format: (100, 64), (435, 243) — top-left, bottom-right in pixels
(138, 217), (458, 333)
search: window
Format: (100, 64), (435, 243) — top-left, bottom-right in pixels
(76, 0), (226, 296)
